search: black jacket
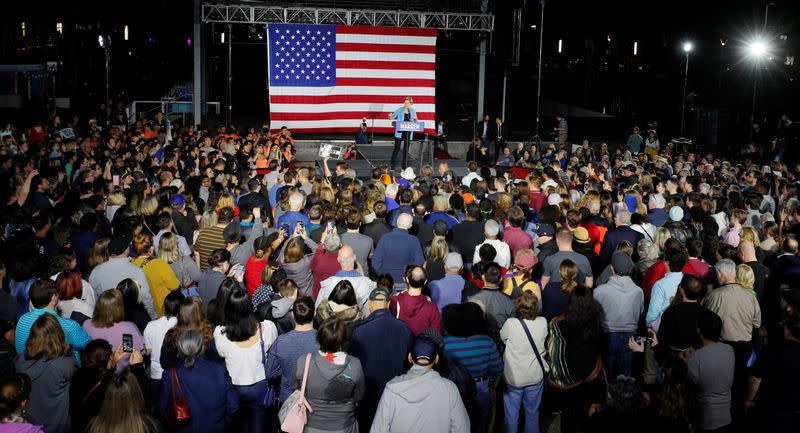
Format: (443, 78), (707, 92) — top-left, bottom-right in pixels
(664, 221), (693, 245)
(362, 219), (393, 248)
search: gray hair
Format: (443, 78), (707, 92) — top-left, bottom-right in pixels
(344, 168), (357, 180)
(484, 219), (500, 237)
(323, 231), (342, 252)
(714, 258), (737, 278)
(178, 330), (205, 369)
(396, 213), (413, 229)
(616, 210), (632, 226)
(288, 191), (305, 211)
(637, 239), (658, 261)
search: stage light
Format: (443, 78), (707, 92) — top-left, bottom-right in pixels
(56, 22), (63, 34)
(187, 37), (192, 47)
(633, 41), (638, 56)
(683, 42), (693, 53)
(221, 32), (225, 43)
(124, 25), (129, 41)
(747, 40), (767, 59)
(557, 39), (562, 53)
(21, 22), (26, 38)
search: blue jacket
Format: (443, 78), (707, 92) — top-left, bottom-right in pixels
(648, 208), (668, 228)
(159, 356), (238, 433)
(277, 211), (310, 234)
(372, 228), (425, 283)
(348, 309), (412, 421)
(425, 211), (458, 231)
(390, 106), (419, 139)
(389, 204), (413, 227)
(599, 225), (644, 267)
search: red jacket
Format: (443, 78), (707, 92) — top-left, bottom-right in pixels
(389, 291), (441, 336)
(244, 255), (268, 297)
(310, 245), (341, 300)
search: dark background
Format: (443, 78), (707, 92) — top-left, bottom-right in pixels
(2, 0), (799, 154)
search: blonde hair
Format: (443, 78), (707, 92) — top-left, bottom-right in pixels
(157, 232), (181, 264)
(107, 191), (126, 206)
(740, 226), (761, 248)
(655, 227), (672, 254)
(429, 237), (449, 262)
(216, 194), (235, 212)
(138, 196), (159, 217)
(736, 264), (755, 292)
(199, 210), (218, 230)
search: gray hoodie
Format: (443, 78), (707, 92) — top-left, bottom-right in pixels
(292, 352), (365, 433)
(369, 365), (470, 433)
(279, 237), (318, 297)
(593, 275), (644, 333)
(14, 355), (77, 433)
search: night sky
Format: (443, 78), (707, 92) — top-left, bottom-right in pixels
(2, 0), (799, 149)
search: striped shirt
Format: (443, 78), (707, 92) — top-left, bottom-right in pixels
(194, 225), (226, 271)
(444, 334), (503, 380)
(15, 309), (91, 364)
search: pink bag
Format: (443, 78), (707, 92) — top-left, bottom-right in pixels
(279, 353), (314, 433)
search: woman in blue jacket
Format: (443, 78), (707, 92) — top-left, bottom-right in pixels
(388, 97), (418, 171)
(159, 330), (238, 433)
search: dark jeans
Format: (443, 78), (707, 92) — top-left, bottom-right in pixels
(234, 380), (269, 433)
(391, 134), (410, 170)
(493, 140), (506, 163)
(150, 378), (162, 415)
(435, 135), (448, 153)
(604, 331), (634, 378)
(723, 340), (753, 422)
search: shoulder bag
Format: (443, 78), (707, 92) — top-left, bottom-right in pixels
(166, 367), (191, 427)
(259, 321), (279, 407)
(279, 353), (314, 433)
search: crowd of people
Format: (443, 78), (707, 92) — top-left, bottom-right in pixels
(0, 109), (798, 433)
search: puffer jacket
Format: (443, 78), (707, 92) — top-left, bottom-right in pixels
(664, 221), (693, 244)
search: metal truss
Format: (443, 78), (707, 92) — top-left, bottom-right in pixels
(202, 4), (494, 32)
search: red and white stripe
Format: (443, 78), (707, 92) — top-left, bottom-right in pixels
(268, 25), (437, 134)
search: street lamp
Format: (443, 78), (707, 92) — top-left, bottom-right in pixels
(98, 35), (112, 114)
(680, 42), (693, 136)
(534, 0), (545, 138)
(746, 39), (768, 142)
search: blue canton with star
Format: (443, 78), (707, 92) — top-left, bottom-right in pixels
(268, 24), (336, 87)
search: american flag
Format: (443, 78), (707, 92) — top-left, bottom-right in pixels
(267, 23), (436, 134)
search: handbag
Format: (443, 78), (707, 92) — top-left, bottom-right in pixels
(278, 353), (313, 433)
(258, 322), (279, 407)
(166, 368), (191, 426)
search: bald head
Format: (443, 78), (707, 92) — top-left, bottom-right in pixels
(338, 245), (356, 269)
(738, 241), (756, 262)
(406, 266), (427, 290)
(397, 213), (413, 230)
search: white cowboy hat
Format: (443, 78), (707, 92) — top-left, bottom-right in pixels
(400, 167), (416, 180)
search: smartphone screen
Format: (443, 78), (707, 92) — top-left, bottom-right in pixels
(280, 223), (290, 236)
(112, 175), (120, 186)
(235, 264), (245, 279)
(326, 221), (335, 234)
(122, 333), (133, 353)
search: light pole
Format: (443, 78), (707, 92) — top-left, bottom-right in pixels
(746, 40), (767, 142)
(534, 0), (545, 137)
(98, 35), (112, 120)
(680, 42), (693, 136)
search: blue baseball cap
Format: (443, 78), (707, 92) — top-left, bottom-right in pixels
(410, 336), (439, 366)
